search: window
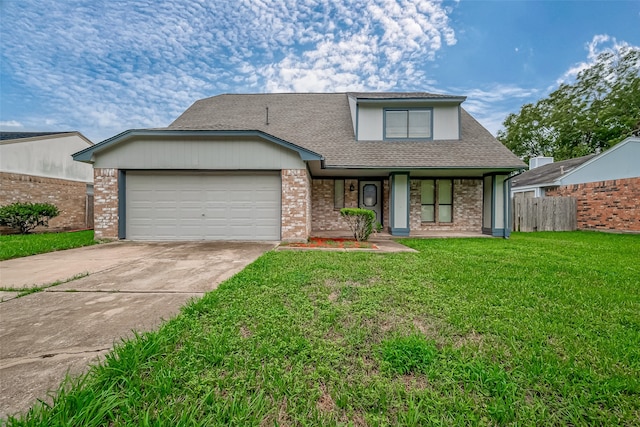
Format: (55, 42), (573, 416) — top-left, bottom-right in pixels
(421, 179), (453, 223)
(385, 108), (432, 139)
(334, 180), (344, 209)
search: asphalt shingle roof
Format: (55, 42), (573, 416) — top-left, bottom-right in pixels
(0, 131), (73, 141)
(168, 93), (525, 169)
(511, 154), (596, 188)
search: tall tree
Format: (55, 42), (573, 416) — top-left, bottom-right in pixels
(498, 47), (640, 162)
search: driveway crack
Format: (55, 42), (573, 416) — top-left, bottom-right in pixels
(1, 348), (111, 369)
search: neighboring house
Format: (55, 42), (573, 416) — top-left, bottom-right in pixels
(73, 93), (525, 242)
(511, 155), (596, 199)
(512, 137), (640, 232)
(0, 131), (94, 232)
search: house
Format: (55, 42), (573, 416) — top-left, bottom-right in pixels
(0, 131), (94, 232)
(511, 154), (595, 199)
(72, 93), (526, 242)
(512, 137), (640, 232)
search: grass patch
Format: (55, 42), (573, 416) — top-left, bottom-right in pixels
(5, 232), (640, 425)
(0, 273), (89, 298)
(0, 230), (99, 260)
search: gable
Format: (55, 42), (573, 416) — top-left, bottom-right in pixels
(559, 138), (640, 185)
(0, 132), (93, 182)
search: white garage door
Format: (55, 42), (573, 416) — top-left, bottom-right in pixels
(126, 172), (281, 241)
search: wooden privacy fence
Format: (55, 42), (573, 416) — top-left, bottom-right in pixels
(513, 197), (577, 232)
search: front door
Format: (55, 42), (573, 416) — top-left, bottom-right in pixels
(359, 181), (382, 224)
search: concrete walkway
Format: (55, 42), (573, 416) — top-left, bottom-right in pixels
(0, 241), (276, 420)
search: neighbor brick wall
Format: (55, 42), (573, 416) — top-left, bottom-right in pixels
(410, 179), (483, 231)
(546, 177), (640, 232)
(281, 169), (311, 241)
(93, 168), (119, 240)
(0, 171), (89, 233)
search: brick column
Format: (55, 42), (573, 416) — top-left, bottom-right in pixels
(281, 169), (311, 242)
(93, 168), (119, 240)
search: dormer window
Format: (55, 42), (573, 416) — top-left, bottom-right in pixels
(384, 108), (432, 140)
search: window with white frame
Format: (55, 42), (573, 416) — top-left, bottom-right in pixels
(421, 179), (453, 223)
(384, 108), (432, 139)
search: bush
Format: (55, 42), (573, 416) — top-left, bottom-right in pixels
(0, 202), (60, 234)
(340, 208), (376, 241)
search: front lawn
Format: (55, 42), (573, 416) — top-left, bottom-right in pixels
(7, 232), (640, 425)
(0, 230), (98, 261)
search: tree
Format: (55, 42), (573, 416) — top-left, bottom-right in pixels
(498, 47), (640, 162)
(0, 202), (60, 234)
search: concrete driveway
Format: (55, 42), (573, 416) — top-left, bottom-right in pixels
(0, 241), (276, 420)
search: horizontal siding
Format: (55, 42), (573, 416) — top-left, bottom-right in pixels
(94, 136), (306, 170)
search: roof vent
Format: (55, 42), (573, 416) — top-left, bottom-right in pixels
(529, 156), (554, 169)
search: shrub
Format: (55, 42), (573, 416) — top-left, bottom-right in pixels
(0, 202), (60, 234)
(340, 208), (376, 241)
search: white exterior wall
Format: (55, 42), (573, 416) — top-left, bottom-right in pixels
(432, 105), (459, 140)
(357, 105), (381, 140)
(0, 133), (93, 182)
(559, 139), (640, 185)
(356, 104), (460, 141)
(93, 137), (306, 170)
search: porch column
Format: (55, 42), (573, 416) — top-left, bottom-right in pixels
(389, 172), (410, 236)
(482, 173), (510, 238)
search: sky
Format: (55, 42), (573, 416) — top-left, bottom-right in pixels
(1, 0), (639, 143)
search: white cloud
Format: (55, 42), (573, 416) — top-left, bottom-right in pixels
(0, 121), (24, 128)
(1, 0), (457, 140)
(556, 34), (635, 85)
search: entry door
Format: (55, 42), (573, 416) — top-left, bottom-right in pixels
(359, 181), (382, 224)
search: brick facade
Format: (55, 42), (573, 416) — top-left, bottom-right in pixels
(0, 171), (90, 233)
(546, 177), (640, 232)
(311, 178), (390, 232)
(409, 178), (483, 232)
(93, 168), (119, 240)
(281, 169), (311, 241)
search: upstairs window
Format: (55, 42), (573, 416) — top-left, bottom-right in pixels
(384, 108), (432, 140)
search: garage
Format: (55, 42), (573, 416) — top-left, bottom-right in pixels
(125, 171), (281, 241)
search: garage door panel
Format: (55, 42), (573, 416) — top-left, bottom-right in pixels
(126, 172), (281, 241)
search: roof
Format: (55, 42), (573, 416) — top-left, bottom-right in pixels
(0, 131), (93, 145)
(167, 93), (525, 169)
(0, 131), (72, 141)
(511, 154), (596, 188)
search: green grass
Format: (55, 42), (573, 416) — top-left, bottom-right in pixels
(5, 232), (640, 426)
(0, 230), (99, 260)
(0, 273), (89, 298)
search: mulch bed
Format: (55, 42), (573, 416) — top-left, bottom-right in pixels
(282, 237), (378, 249)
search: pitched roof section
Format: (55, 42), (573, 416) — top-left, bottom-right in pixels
(0, 131), (73, 141)
(347, 92), (466, 101)
(511, 154), (595, 188)
(169, 93), (525, 169)
(0, 131), (93, 146)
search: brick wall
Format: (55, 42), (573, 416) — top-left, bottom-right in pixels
(281, 169), (311, 241)
(94, 168), (119, 240)
(409, 178), (483, 231)
(311, 179), (347, 231)
(546, 177), (640, 232)
(311, 179), (390, 232)
(0, 171), (89, 233)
